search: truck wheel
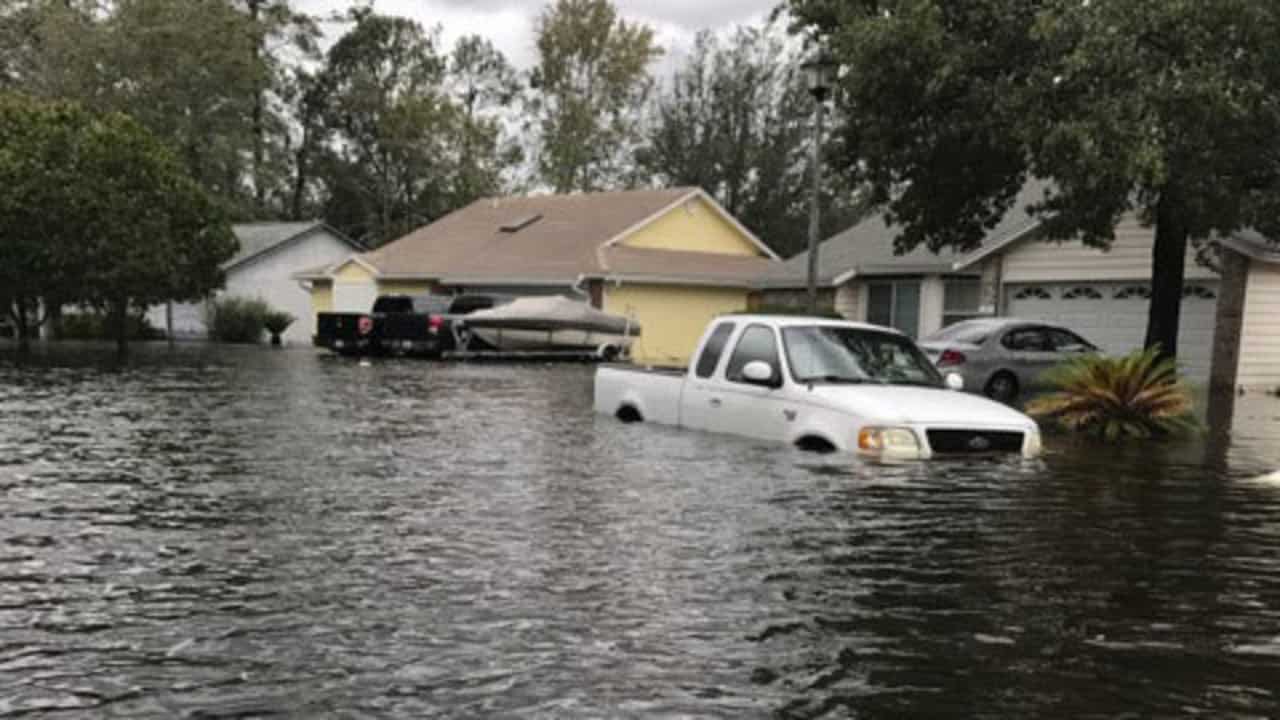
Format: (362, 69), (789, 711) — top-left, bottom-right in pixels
(616, 406), (643, 423)
(795, 436), (836, 454)
(597, 344), (620, 362)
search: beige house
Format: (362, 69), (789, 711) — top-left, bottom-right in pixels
(758, 182), (1280, 389)
(296, 188), (781, 365)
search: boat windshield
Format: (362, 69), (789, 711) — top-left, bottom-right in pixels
(781, 325), (944, 387)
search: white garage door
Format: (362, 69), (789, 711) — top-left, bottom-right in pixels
(333, 281), (379, 313)
(1005, 281), (1218, 379)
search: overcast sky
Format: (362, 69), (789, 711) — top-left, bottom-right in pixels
(296, 0), (782, 75)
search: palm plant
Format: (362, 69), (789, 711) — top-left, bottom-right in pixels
(263, 310), (296, 346)
(1025, 347), (1198, 440)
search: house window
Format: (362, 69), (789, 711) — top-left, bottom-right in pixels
(867, 280), (921, 338)
(942, 278), (982, 327)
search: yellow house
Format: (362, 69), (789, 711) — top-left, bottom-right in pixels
(294, 188), (781, 365)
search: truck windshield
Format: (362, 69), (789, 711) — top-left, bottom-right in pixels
(781, 326), (944, 387)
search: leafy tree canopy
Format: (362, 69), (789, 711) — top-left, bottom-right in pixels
(531, 0), (662, 193)
(641, 23), (863, 257)
(0, 93), (236, 350)
(787, 0), (1280, 357)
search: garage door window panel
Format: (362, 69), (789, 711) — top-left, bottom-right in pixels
(1012, 286), (1053, 301)
(1062, 286), (1104, 300)
(1114, 285), (1152, 300)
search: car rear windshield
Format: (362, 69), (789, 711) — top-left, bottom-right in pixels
(410, 295), (454, 314)
(924, 321), (996, 345)
(372, 296), (415, 314)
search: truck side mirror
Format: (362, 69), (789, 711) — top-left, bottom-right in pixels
(945, 372), (964, 391)
(742, 360), (780, 387)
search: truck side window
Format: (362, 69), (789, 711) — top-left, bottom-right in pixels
(725, 324), (780, 383)
(695, 322), (736, 378)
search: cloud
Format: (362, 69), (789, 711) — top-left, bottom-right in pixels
(296, 0), (780, 70)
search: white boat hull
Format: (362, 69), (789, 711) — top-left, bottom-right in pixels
(470, 327), (634, 354)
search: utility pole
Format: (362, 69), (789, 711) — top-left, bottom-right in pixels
(802, 50), (836, 314)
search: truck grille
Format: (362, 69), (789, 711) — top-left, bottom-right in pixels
(926, 429), (1024, 455)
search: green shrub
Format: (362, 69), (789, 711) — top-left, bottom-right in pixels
(206, 296), (270, 344)
(59, 311), (162, 341)
(1026, 347), (1198, 440)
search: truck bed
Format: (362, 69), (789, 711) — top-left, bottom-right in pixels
(315, 312), (372, 354)
(593, 364), (686, 426)
(597, 363), (686, 376)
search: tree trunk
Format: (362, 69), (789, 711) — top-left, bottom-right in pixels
(291, 136), (308, 220)
(1206, 247), (1249, 441)
(12, 296), (32, 354)
(111, 300), (129, 357)
(249, 0), (266, 212)
(1144, 191), (1189, 359)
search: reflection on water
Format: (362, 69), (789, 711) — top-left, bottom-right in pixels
(1, 342), (1279, 718)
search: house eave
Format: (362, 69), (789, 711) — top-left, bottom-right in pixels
(586, 272), (761, 289)
(227, 222), (365, 274)
(1220, 235), (1280, 266)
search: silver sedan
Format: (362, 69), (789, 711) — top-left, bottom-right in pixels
(918, 318), (1098, 403)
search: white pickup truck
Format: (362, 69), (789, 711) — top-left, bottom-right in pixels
(594, 315), (1042, 460)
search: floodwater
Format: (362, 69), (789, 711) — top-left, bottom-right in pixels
(2, 343), (1279, 719)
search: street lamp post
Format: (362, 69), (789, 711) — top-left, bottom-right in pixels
(801, 50), (837, 315)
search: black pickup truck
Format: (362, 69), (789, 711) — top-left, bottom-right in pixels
(315, 293), (508, 357)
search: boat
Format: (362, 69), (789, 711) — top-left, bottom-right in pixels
(459, 295), (640, 359)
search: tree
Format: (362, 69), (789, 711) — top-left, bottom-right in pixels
(234, 0), (321, 216)
(447, 34), (522, 206)
(0, 95), (236, 353)
(787, 0), (1280, 359)
(5, 0), (274, 219)
(530, 0), (662, 193)
(74, 112), (238, 353)
(641, 24), (862, 257)
(310, 11), (457, 246)
(0, 94), (93, 350)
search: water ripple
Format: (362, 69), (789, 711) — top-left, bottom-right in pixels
(2, 344), (1279, 718)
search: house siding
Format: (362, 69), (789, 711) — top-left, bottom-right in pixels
(148, 229), (354, 343)
(619, 197), (764, 257)
(1001, 215), (1217, 283)
(834, 282), (860, 320)
(223, 231), (357, 343)
(604, 284), (748, 367)
(919, 276), (946, 337)
(333, 259), (376, 282)
(311, 280), (333, 316)
(377, 280), (436, 297)
(1238, 263), (1280, 389)
(749, 288), (835, 313)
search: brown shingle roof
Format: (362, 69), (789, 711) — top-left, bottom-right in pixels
(365, 187), (700, 281)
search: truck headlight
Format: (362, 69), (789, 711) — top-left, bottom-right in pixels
(857, 426), (921, 458)
(1024, 428), (1043, 458)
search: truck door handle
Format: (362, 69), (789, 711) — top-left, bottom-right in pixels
(709, 397), (722, 408)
